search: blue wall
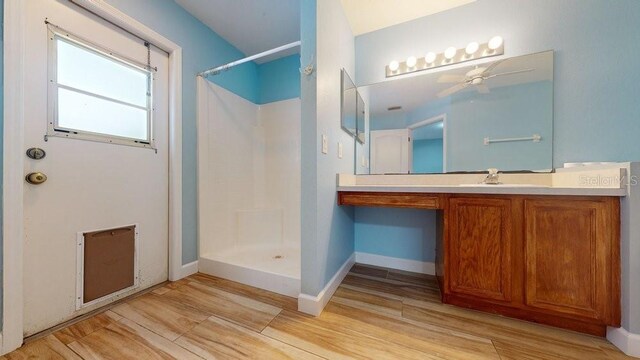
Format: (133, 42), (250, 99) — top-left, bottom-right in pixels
(355, 208), (435, 262)
(413, 139), (443, 173)
(406, 98), (451, 126)
(369, 112), (406, 130)
(258, 54), (301, 104)
(354, 0), (640, 264)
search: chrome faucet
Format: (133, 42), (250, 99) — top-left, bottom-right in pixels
(483, 168), (501, 185)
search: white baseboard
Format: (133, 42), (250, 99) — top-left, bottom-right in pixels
(298, 253), (355, 316)
(177, 260), (198, 279)
(355, 252), (435, 275)
(608, 327), (640, 358)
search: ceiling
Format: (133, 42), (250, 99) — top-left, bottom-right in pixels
(365, 51), (554, 117)
(175, 0), (300, 63)
(176, 0), (477, 64)
(340, 0), (476, 36)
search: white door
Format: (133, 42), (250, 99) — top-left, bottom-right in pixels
(370, 129), (412, 174)
(23, 0), (169, 335)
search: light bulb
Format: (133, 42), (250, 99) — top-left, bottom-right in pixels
(488, 36), (503, 50)
(465, 42), (479, 55)
(444, 47), (457, 60)
(406, 56), (417, 68)
(389, 60), (400, 71)
(425, 52), (436, 64)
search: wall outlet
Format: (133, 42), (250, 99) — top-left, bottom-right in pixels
(338, 142), (343, 158)
(321, 134), (328, 154)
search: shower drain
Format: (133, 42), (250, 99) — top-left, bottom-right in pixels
(273, 255), (284, 259)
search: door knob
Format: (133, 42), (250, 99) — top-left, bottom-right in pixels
(26, 172), (47, 185)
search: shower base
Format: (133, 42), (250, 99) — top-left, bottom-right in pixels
(199, 243), (300, 297)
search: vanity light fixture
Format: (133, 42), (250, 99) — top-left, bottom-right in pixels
(488, 36), (504, 51)
(406, 56), (417, 68)
(444, 47), (457, 60)
(388, 60), (400, 72)
(425, 52), (437, 65)
(385, 35), (505, 78)
(465, 42), (479, 55)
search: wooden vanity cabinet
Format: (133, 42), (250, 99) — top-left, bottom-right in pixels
(447, 197), (514, 303)
(523, 198), (620, 326)
(337, 191), (620, 336)
(441, 195), (620, 336)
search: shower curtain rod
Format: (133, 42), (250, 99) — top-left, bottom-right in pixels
(199, 41), (301, 77)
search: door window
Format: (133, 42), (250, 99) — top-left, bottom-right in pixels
(48, 27), (154, 147)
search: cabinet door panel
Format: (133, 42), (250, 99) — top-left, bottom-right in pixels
(449, 197), (512, 302)
(524, 199), (610, 319)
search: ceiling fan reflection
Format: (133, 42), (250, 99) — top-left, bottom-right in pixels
(437, 59), (534, 98)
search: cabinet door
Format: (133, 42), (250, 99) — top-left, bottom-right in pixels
(448, 197), (513, 302)
(524, 199), (613, 320)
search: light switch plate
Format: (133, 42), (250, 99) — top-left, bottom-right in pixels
(362, 156), (369, 168)
(321, 135), (328, 154)
(338, 142), (343, 158)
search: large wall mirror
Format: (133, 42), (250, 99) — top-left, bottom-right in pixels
(355, 50), (554, 174)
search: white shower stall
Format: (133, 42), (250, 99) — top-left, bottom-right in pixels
(197, 78), (301, 296)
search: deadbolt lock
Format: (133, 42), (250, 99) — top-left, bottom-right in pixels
(26, 172), (47, 185)
(26, 147), (46, 160)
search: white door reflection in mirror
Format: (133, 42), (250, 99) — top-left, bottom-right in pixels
(371, 129), (412, 174)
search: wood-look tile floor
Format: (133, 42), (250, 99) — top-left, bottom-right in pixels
(2, 264), (633, 359)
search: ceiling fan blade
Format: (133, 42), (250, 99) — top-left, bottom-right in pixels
(476, 84), (490, 94)
(486, 68), (535, 79)
(482, 59), (507, 74)
(438, 82), (469, 98)
(437, 74), (467, 83)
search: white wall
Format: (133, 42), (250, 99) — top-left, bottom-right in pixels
(198, 79), (301, 257)
(261, 99), (302, 246)
(199, 80), (259, 255)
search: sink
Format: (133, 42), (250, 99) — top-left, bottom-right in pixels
(458, 183), (549, 188)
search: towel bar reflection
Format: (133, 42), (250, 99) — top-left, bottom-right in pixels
(484, 134), (541, 145)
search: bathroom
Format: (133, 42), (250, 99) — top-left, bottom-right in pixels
(2, 0), (640, 358)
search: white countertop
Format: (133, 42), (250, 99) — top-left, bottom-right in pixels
(337, 166), (629, 197)
(337, 184), (627, 197)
